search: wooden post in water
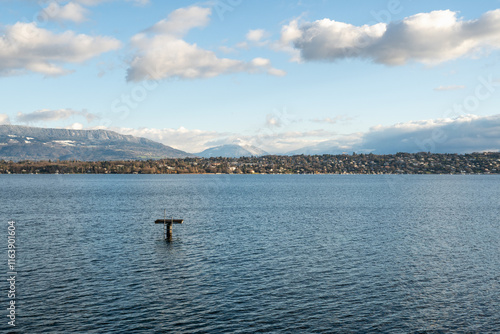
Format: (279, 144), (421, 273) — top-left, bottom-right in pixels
(166, 217), (173, 240)
(155, 211), (183, 241)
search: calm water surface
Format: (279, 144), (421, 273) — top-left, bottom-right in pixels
(1, 175), (499, 333)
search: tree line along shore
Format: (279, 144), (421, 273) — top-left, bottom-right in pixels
(1, 152), (500, 175)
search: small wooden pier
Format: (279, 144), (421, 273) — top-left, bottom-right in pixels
(155, 210), (183, 241)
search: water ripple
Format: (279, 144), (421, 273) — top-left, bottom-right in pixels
(0, 174), (499, 332)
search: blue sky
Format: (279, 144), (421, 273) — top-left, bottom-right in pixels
(1, 0), (500, 154)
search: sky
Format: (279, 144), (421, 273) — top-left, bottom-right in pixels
(1, 0), (500, 154)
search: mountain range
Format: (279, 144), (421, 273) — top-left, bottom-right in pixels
(1, 125), (363, 161)
(0, 125), (274, 161)
(0, 125), (192, 161)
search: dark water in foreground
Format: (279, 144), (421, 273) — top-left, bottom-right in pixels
(1, 175), (499, 333)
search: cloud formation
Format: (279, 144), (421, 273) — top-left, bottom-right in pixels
(294, 114), (500, 154)
(126, 6), (285, 81)
(17, 109), (98, 123)
(361, 114), (500, 153)
(0, 22), (121, 76)
(0, 114), (11, 125)
(246, 29), (266, 42)
(42, 2), (89, 23)
(282, 9), (500, 65)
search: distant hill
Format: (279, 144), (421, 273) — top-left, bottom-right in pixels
(196, 144), (268, 158)
(0, 125), (192, 161)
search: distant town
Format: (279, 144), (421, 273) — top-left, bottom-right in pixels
(1, 152), (500, 174)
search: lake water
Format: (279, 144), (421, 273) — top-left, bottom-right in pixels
(1, 175), (499, 333)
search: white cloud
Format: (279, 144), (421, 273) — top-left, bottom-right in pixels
(69, 122), (85, 130)
(293, 114), (500, 154)
(0, 114), (11, 125)
(17, 109), (98, 123)
(282, 9), (500, 65)
(280, 19), (302, 45)
(126, 6), (285, 81)
(246, 29), (266, 42)
(43, 2), (89, 23)
(269, 20), (303, 63)
(148, 6), (211, 36)
(266, 114), (282, 127)
(0, 22), (121, 76)
(267, 68), (287, 77)
(250, 57), (270, 67)
(434, 85), (466, 91)
(360, 114), (500, 153)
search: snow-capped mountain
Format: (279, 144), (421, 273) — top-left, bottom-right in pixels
(0, 125), (193, 161)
